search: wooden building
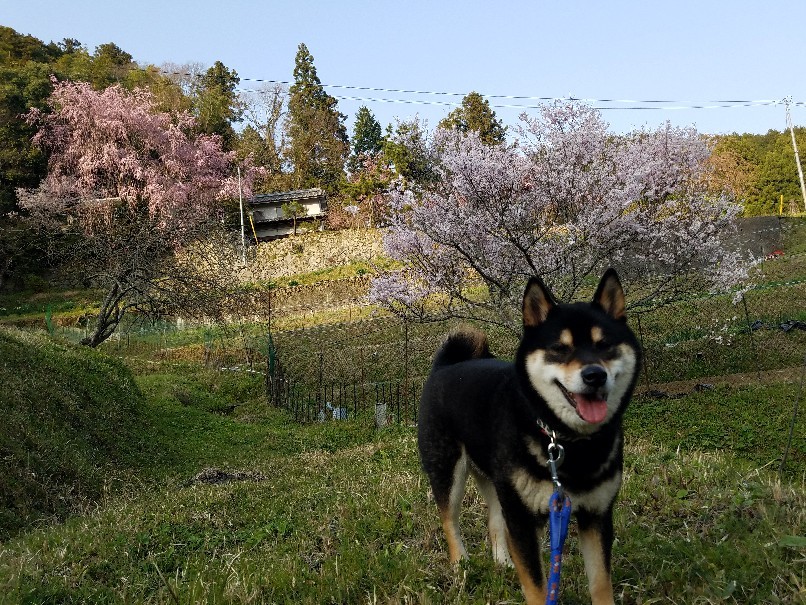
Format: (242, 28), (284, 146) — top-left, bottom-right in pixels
(249, 188), (327, 240)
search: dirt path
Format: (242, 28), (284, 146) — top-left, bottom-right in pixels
(637, 365), (806, 396)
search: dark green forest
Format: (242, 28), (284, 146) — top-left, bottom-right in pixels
(1, 25), (803, 290)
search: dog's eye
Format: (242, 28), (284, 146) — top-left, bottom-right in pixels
(596, 340), (615, 353)
(548, 343), (572, 356)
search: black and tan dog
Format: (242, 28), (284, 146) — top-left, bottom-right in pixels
(418, 269), (640, 605)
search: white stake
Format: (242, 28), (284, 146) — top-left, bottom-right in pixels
(238, 166), (246, 265)
(784, 97), (806, 213)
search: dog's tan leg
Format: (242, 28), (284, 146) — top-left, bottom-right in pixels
(437, 449), (469, 563)
(471, 471), (512, 566)
(579, 524), (615, 605)
(505, 530), (547, 605)
(439, 509), (466, 563)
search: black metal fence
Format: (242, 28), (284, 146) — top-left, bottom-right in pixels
(63, 216), (799, 425)
(268, 363), (423, 425)
(265, 275), (806, 424)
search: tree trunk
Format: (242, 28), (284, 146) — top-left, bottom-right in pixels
(0, 254), (13, 292)
(80, 310), (122, 347)
(80, 282), (124, 347)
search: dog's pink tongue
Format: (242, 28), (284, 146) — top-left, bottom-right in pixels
(573, 394), (608, 423)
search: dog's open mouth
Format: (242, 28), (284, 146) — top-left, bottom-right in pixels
(555, 380), (609, 424)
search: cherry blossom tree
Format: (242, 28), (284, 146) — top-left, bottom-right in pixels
(19, 79), (258, 346)
(370, 101), (751, 331)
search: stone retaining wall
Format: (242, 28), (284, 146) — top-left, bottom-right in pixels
(239, 229), (384, 282)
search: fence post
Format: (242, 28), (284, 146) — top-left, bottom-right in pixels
(318, 349), (324, 407)
(403, 317), (410, 407)
(267, 288), (272, 334)
(359, 346), (366, 404)
(780, 353), (805, 478)
(635, 313), (652, 386)
(413, 381), (420, 425)
(740, 293), (762, 381)
(266, 330), (277, 406)
(375, 383), (387, 429)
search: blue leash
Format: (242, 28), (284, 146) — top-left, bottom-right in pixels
(546, 439), (572, 605)
(547, 489), (572, 603)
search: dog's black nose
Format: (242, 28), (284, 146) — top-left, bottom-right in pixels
(581, 365), (608, 388)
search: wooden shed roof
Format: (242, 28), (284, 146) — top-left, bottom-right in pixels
(250, 188), (325, 205)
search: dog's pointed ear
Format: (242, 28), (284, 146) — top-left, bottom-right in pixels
(593, 268), (626, 320)
(523, 276), (556, 328)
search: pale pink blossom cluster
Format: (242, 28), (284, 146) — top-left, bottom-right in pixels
(20, 79), (255, 245)
(370, 101), (751, 330)
(16, 79), (265, 347)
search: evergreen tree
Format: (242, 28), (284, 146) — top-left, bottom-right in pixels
(709, 129), (806, 215)
(383, 117), (436, 185)
(352, 106), (383, 156)
(0, 60), (51, 214)
(0, 60), (52, 288)
(58, 38), (82, 54)
(285, 43), (348, 192)
(91, 42), (134, 88)
(348, 105), (384, 174)
(194, 60), (243, 151)
(439, 91), (506, 145)
(0, 25), (62, 64)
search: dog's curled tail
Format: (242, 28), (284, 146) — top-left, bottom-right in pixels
(432, 325), (493, 370)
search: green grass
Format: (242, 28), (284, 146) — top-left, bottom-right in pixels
(0, 327), (371, 539)
(628, 383), (805, 470)
(0, 327), (149, 538)
(0, 288), (101, 321)
(0, 333), (803, 603)
(262, 257), (401, 288)
(782, 217), (806, 256)
(1, 422), (803, 603)
(0, 219), (804, 602)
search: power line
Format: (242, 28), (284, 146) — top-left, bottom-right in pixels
(158, 69), (790, 113)
(321, 94), (782, 112)
(230, 75), (785, 107)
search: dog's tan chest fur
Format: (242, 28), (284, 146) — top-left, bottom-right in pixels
(511, 467), (555, 515)
(514, 435), (624, 516)
(510, 466), (622, 516)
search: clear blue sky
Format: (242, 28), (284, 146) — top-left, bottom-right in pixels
(4, 0), (806, 136)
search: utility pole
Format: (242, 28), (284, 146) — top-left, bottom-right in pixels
(784, 97), (806, 212)
(238, 166), (246, 265)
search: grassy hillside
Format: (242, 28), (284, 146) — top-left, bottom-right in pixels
(0, 219), (803, 602)
(0, 327), (149, 538)
(0, 326), (376, 541)
(0, 359), (803, 602)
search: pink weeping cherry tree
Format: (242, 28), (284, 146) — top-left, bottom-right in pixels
(19, 79), (259, 346)
(369, 101), (751, 331)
